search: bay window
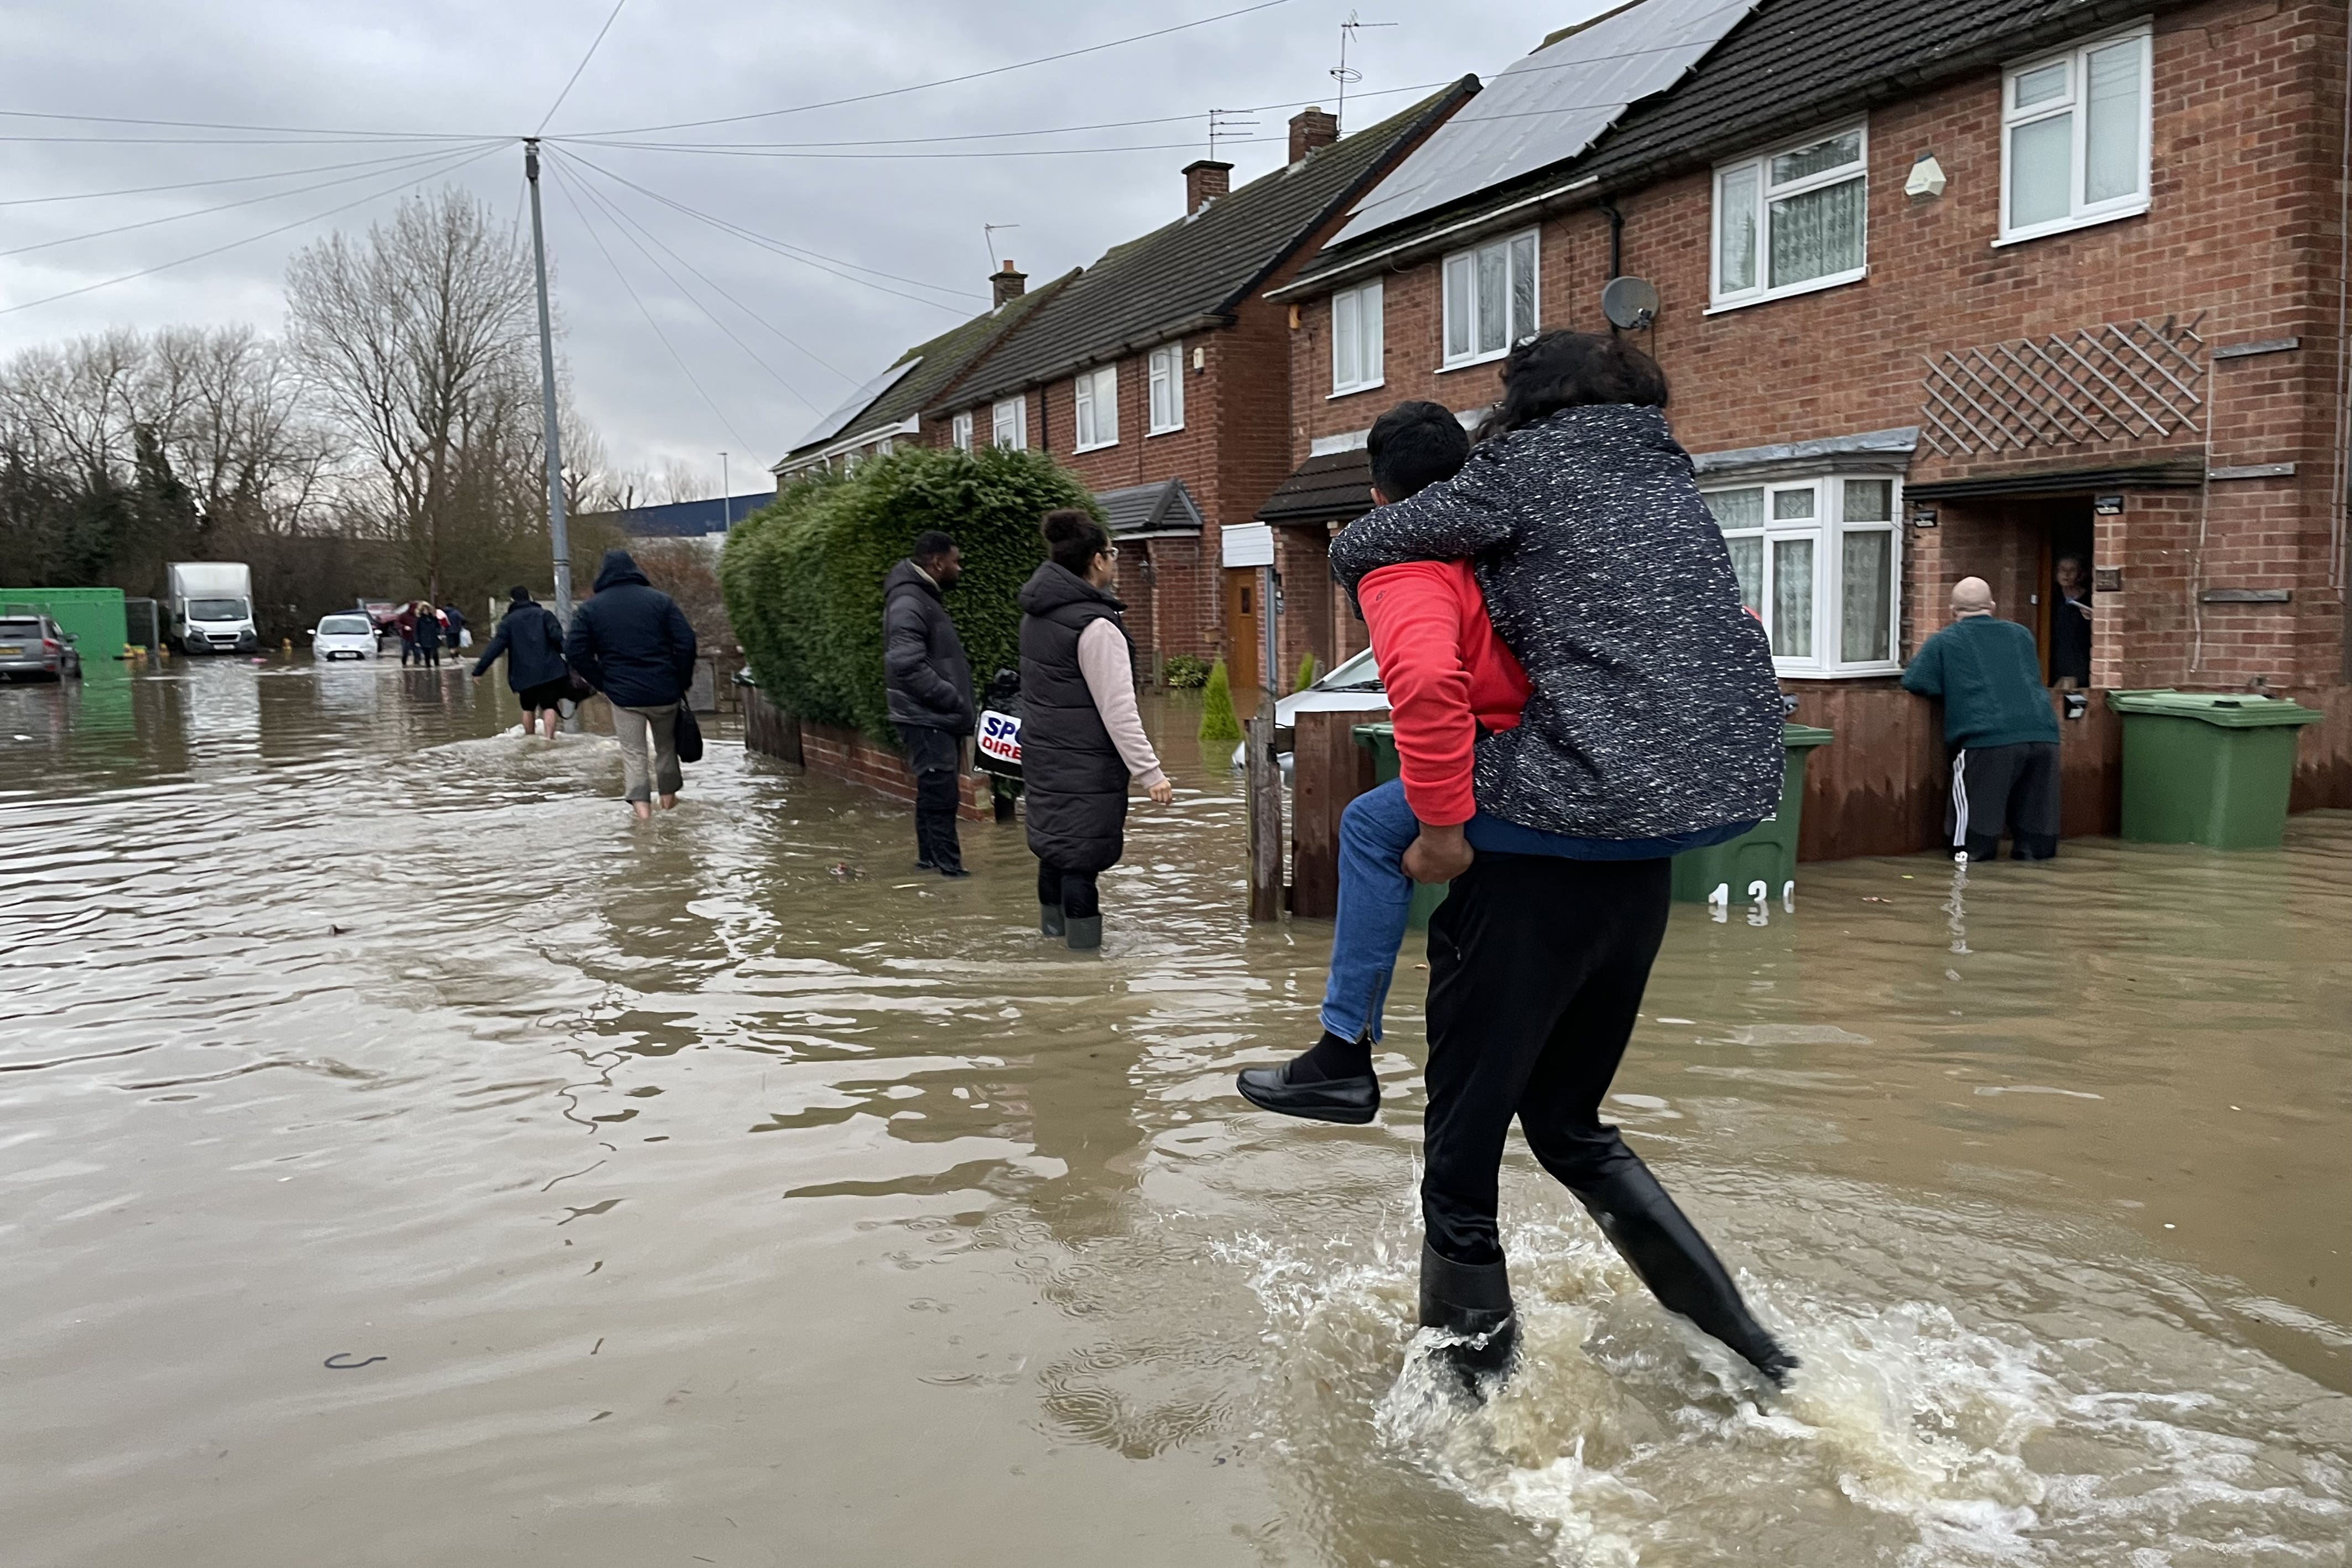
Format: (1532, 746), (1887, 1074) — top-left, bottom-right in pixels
(1706, 475), (1899, 674)
(2000, 24), (2151, 243)
(950, 410), (974, 451)
(1148, 343), (1184, 434)
(1330, 279), (1384, 395)
(1711, 124), (1868, 309)
(1440, 228), (1537, 367)
(1073, 365), (1118, 451)
(990, 395), (1026, 450)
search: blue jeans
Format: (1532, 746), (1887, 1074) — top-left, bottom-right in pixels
(1318, 778), (1753, 1043)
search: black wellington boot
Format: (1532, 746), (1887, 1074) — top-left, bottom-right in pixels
(1064, 914), (1102, 950)
(1039, 903), (1066, 937)
(1572, 1159), (1797, 1387)
(1417, 1239), (1518, 1397)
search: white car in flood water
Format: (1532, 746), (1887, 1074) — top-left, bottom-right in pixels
(310, 613), (379, 661)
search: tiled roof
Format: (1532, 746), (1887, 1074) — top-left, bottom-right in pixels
(1306, 0), (2187, 278)
(1097, 477), (1205, 537)
(943, 81), (1477, 410)
(1255, 450), (1374, 527)
(778, 270), (1076, 464)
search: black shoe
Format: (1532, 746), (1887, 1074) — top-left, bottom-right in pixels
(936, 865), (971, 879)
(1235, 1060), (1378, 1125)
(915, 858), (936, 871)
(1418, 1239), (1517, 1397)
(1571, 1158), (1797, 1387)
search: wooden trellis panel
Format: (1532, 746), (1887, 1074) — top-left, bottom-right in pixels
(1921, 315), (2207, 457)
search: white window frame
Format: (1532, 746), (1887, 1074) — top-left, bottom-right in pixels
(990, 395), (1026, 450)
(1708, 122), (1870, 312)
(950, 410), (974, 451)
(1329, 279), (1385, 397)
(1704, 474), (1903, 677)
(1996, 22), (2155, 247)
(1147, 344), (1184, 435)
(1073, 364), (1118, 451)
(1438, 227), (1538, 370)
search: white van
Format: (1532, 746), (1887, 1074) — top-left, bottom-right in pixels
(311, 613), (379, 661)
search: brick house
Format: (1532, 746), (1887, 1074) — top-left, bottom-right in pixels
(913, 88), (1476, 691)
(1262, 0), (2351, 825)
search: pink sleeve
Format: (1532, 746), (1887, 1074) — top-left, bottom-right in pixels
(1076, 619), (1166, 788)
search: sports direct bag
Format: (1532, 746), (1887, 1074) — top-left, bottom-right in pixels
(974, 707), (1022, 781)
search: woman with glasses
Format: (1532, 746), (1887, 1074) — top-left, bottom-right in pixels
(1014, 509), (1173, 950)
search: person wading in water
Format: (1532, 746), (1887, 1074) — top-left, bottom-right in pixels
(1015, 509), (1172, 950)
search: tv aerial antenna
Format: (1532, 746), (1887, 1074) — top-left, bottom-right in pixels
(1330, 11), (1396, 134)
(984, 222), (1020, 270)
(1208, 108), (1257, 162)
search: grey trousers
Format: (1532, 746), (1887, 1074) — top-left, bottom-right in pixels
(613, 704), (682, 803)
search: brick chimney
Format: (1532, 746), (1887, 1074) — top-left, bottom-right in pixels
(1182, 159), (1232, 214)
(991, 260), (1027, 309)
(1289, 106), (1339, 163)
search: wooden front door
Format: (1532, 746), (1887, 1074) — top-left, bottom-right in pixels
(1222, 569), (1261, 696)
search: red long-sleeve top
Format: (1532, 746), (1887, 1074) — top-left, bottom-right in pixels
(1358, 560), (1529, 826)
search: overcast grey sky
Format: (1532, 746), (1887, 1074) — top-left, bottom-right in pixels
(1, 0), (1609, 486)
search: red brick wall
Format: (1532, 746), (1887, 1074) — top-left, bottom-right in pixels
(1286, 0), (2350, 696)
(742, 688), (990, 820)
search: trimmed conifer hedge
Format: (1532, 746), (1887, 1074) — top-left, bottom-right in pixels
(720, 445), (1102, 742)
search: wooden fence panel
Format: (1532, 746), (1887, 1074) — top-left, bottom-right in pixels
(1289, 708), (1383, 919)
(1784, 685), (1945, 860)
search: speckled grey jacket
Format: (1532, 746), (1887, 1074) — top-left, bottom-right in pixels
(1329, 403), (1783, 840)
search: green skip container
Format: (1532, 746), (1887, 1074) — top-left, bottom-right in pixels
(0, 586), (126, 657)
(2105, 689), (2320, 849)
(1668, 722), (1834, 905)
(1350, 720), (1834, 925)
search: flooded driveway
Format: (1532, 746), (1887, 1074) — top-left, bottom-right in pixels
(3, 658), (2348, 1567)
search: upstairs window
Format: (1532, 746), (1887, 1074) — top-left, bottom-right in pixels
(950, 410), (974, 451)
(1712, 124), (1868, 309)
(1073, 365), (1118, 451)
(1147, 343), (1184, 434)
(1330, 280), (1384, 395)
(2001, 24), (2152, 244)
(991, 395), (1026, 450)
(1705, 475), (1899, 675)
(1440, 229), (1537, 367)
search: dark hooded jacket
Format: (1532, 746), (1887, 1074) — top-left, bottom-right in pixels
(1329, 403), (1783, 840)
(1017, 560), (1132, 872)
(471, 597), (569, 693)
(882, 560), (974, 733)
(564, 550), (697, 710)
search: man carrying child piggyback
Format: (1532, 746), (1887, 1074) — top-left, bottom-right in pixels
(1237, 334), (1799, 1395)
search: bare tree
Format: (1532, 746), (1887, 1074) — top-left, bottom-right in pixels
(285, 187), (539, 603)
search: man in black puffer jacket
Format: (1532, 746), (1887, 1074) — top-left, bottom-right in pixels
(883, 532), (976, 877)
(471, 586), (572, 739)
(566, 549), (698, 822)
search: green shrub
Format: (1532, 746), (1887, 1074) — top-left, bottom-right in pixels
(722, 446), (1100, 742)
(1161, 653), (1210, 690)
(1198, 658), (1243, 743)
(1295, 652), (1318, 691)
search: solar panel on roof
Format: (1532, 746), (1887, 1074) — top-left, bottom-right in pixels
(793, 355), (922, 451)
(1328, 0), (1757, 248)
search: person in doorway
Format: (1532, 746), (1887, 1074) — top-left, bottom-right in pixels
(470, 586), (570, 740)
(882, 532), (976, 877)
(1303, 332), (1797, 1394)
(565, 549), (698, 822)
(2051, 555), (2093, 689)
(412, 602), (444, 668)
(441, 601), (468, 655)
(1902, 576), (2063, 862)
(1017, 509), (1173, 950)
(394, 602), (418, 666)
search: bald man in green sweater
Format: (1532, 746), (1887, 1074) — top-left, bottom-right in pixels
(1901, 576), (2063, 862)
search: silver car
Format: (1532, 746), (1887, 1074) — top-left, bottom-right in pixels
(0, 614), (81, 682)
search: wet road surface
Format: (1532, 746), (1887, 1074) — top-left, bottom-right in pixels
(3, 658), (2348, 1566)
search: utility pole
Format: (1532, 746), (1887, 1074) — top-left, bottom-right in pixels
(719, 450), (730, 531)
(524, 138), (574, 623)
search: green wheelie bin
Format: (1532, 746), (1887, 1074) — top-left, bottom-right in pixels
(1667, 723), (1833, 905)
(2105, 689), (2321, 848)
(1351, 722), (1451, 930)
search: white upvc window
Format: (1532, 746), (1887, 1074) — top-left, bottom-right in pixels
(1710, 123), (1869, 310)
(950, 410), (974, 451)
(990, 395), (1026, 450)
(1073, 364), (1118, 451)
(1147, 343), (1184, 434)
(1330, 279), (1384, 395)
(1705, 475), (1901, 676)
(1440, 228), (1537, 368)
(1999, 23), (2153, 244)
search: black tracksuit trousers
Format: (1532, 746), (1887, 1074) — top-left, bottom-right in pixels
(1422, 852), (1673, 1265)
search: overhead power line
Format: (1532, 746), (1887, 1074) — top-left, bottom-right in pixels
(557, 133), (1289, 162)
(0, 141), (504, 318)
(0, 107), (499, 140)
(0, 147), (512, 209)
(566, 0), (1300, 138)
(538, 0), (632, 136)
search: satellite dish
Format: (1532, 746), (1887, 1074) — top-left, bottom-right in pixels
(1601, 274), (1660, 331)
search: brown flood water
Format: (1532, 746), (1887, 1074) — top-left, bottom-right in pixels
(3, 658), (2349, 1567)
